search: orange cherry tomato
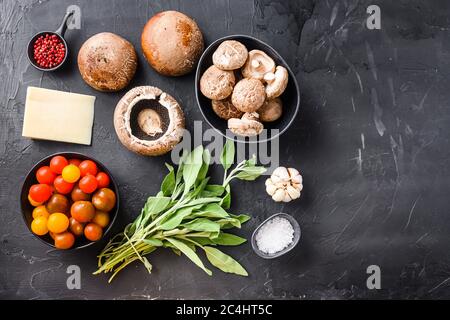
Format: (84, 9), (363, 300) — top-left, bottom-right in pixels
(96, 172), (110, 188)
(84, 223), (103, 241)
(29, 184), (53, 203)
(79, 160), (98, 177)
(54, 231), (75, 249)
(47, 212), (69, 233)
(54, 175), (74, 194)
(36, 166), (56, 184)
(50, 156), (69, 174)
(69, 158), (81, 167)
(92, 210), (110, 228)
(32, 205), (50, 219)
(31, 216), (48, 236)
(79, 174), (98, 194)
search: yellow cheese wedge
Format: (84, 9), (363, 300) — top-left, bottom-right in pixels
(22, 87), (95, 145)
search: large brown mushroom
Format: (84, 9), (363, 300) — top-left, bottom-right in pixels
(141, 11), (204, 76)
(200, 65), (235, 100)
(114, 86), (185, 156)
(78, 32), (137, 92)
(231, 78), (266, 113)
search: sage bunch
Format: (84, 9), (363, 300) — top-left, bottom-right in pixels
(94, 141), (266, 282)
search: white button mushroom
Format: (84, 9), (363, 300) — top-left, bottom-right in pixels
(265, 66), (289, 99)
(212, 40), (248, 71)
(227, 112), (264, 137)
(265, 166), (303, 202)
(241, 50), (275, 80)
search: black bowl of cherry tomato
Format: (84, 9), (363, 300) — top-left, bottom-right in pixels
(20, 152), (119, 250)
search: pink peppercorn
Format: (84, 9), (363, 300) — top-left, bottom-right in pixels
(33, 34), (66, 69)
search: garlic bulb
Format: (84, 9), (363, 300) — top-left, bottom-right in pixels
(265, 167), (303, 202)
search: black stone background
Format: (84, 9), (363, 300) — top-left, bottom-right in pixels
(1, 0), (450, 299)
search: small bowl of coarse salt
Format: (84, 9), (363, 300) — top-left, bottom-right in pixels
(251, 213), (301, 259)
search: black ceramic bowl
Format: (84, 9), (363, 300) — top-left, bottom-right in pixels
(27, 11), (74, 72)
(195, 35), (300, 143)
(20, 152), (119, 250)
(27, 31), (69, 72)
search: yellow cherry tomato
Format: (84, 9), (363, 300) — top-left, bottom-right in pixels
(28, 194), (43, 207)
(92, 210), (110, 228)
(47, 212), (69, 233)
(62, 164), (81, 183)
(32, 205), (50, 219)
(31, 216), (48, 235)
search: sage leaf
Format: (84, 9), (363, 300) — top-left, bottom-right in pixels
(190, 203), (229, 219)
(235, 166), (267, 181)
(161, 164), (176, 196)
(220, 139), (235, 171)
(183, 145), (204, 193)
(182, 218), (221, 233)
(196, 149), (211, 185)
(159, 205), (202, 230)
(201, 184), (225, 197)
(220, 185), (231, 209)
(166, 238), (212, 276)
(216, 217), (242, 229)
(230, 214), (251, 224)
(144, 196), (172, 215)
(212, 232), (247, 246)
(203, 246), (248, 276)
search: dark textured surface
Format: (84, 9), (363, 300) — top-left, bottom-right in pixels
(1, 0), (450, 299)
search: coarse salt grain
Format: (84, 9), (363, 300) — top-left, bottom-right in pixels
(255, 217), (294, 254)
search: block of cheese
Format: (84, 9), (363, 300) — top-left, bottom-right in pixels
(22, 87), (95, 145)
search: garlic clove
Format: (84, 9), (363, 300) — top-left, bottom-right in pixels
(266, 183), (277, 196)
(287, 167), (300, 177)
(272, 188), (285, 202)
(293, 183), (303, 192)
(265, 178), (273, 186)
(287, 185), (300, 199)
(290, 173), (302, 184)
(282, 192), (292, 202)
(273, 166), (290, 182)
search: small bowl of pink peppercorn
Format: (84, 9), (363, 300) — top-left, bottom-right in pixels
(27, 10), (74, 71)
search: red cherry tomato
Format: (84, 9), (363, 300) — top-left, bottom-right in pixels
(36, 166), (56, 184)
(29, 184), (53, 203)
(79, 160), (98, 177)
(53, 175), (74, 194)
(69, 158), (82, 167)
(79, 174), (98, 194)
(50, 156), (68, 174)
(96, 172), (110, 188)
(84, 223), (103, 241)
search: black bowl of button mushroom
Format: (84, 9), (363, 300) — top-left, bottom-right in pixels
(195, 35), (300, 143)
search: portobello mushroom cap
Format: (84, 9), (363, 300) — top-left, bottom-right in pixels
(114, 86), (185, 156)
(141, 11), (204, 76)
(78, 32), (137, 92)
